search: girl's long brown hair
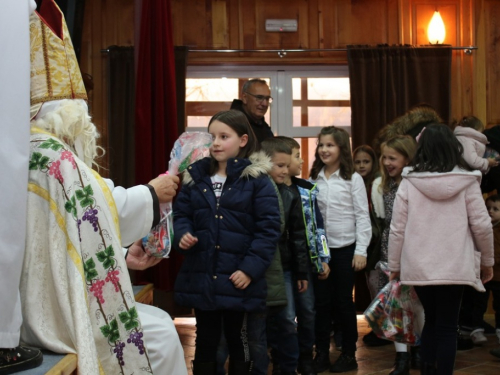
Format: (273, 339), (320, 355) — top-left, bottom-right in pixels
(309, 126), (354, 180)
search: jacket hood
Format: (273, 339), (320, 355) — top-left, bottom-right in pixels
(402, 166), (482, 200)
(374, 107), (442, 152)
(182, 151), (272, 185)
(454, 126), (488, 144)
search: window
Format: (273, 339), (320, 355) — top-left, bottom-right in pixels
(186, 66), (350, 176)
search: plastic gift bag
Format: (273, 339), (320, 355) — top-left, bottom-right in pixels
(364, 278), (424, 346)
(142, 132), (213, 258)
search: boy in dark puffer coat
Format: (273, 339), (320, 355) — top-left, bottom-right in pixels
(261, 138), (310, 375)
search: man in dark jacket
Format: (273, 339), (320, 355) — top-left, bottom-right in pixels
(230, 79), (274, 143)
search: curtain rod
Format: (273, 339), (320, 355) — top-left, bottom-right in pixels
(187, 46), (477, 57)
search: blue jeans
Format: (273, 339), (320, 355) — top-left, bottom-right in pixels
(216, 311), (269, 375)
(267, 271), (299, 372)
(295, 270), (316, 352)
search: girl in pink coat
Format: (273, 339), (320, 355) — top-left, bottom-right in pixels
(453, 115), (498, 173)
(388, 123), (494, 375)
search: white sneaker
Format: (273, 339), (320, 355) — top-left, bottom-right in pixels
(496, 328), (500, 344)
(470, 328), (487, 344)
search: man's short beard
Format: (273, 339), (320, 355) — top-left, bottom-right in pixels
(31, 99), (104, 168)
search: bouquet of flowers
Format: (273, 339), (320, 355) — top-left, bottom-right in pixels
(142, 132), (213, 258)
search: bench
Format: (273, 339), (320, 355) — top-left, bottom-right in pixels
(18, 283), (154, 374)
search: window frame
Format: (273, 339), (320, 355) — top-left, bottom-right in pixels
(185, 65), (350, 137)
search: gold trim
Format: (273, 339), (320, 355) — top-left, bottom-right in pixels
(91, 169), (122, 244)
(40, 18), (53, 97)
(31, 93), (87, 106)
(31, 126), (56, 136)
(28, 183), (85, 286)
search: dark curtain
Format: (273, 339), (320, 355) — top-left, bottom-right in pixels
(348, 45), (452, 150)
(174, 46), (189, 135)
(135, 0), (182, 294)
(106, 46), (135, 188)
(135, 0), (178, 183)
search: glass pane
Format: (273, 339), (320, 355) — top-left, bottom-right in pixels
(292, 107), (301, 127)
(187, 116), (212, 128)
(292, 78), (301, 100)
(308, 107), (351, 126)
(307, 137), (318, 174)
(307, 78), (350, 100)
(186, 78), (239, 102)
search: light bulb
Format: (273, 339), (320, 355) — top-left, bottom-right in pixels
(427, 11), (446, 44)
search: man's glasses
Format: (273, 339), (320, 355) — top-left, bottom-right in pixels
(244, 91), (273, 103)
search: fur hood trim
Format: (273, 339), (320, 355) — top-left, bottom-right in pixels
(242, 151), (273, 178)
(374, 107), (442, 152)
(384, 107), (442, 140)
(182, 151), (272, 185)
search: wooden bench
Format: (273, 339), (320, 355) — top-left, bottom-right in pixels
(19, 284), (154, 374)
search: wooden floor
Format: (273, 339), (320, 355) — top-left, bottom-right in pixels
(174, 314), (500, 375)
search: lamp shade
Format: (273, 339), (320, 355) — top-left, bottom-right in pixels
(427, 11), (446, 44)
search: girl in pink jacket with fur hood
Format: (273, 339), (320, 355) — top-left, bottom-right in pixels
(388, 123), (494, 375)
(454, 115), (498, 173)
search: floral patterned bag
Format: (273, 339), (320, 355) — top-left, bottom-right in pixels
(364, 279), (424, 345)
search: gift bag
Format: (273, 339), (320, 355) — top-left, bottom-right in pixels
(364, 279), (424, 346)
(142, 132), (213, 258)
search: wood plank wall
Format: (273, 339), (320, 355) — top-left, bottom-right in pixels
(79, 0), (500, 174)
(79, 0), (135, 175)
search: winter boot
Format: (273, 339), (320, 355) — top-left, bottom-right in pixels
(192, 360), (217, 375)
(410, 346), (421, 369)
(312, 350), (330, 373)
(297, 350), (316, 375)
(420, 362), (437, 375)
(389, 352), (410, 375)
(329, 351), (358, 373)
(228, 359), (252, 375)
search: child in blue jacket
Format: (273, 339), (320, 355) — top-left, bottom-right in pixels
(277, 136), (331, 375)
(173, 110), (281, 375)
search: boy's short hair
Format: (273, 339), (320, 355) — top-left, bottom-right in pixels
(275, 136), (300, 150)
(486, 194), (500, 204)
(261, 137), (292, 158)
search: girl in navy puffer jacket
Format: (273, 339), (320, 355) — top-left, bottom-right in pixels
(173, 110), (281, 374)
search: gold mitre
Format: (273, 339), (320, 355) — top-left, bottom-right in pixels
(30, 0), (87, 119)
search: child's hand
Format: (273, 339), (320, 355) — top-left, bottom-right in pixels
(318, 263), (330, 280)
(179, 232), (198, 250)
(230, 270), (252, 289)
(488, 158), (499, 168)
(481, 266), (493, 284)
(352, 255), (366, 271)
(297, 280), (308, 293)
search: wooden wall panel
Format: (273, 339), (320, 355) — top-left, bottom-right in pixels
(79, 0), (135, 175)
(350, 0), (394, 45)
(212, 0), (228, 48)
(485, 0), (500, 125)
(77, 0), (500, 168)
(255, 0), (311, 49)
